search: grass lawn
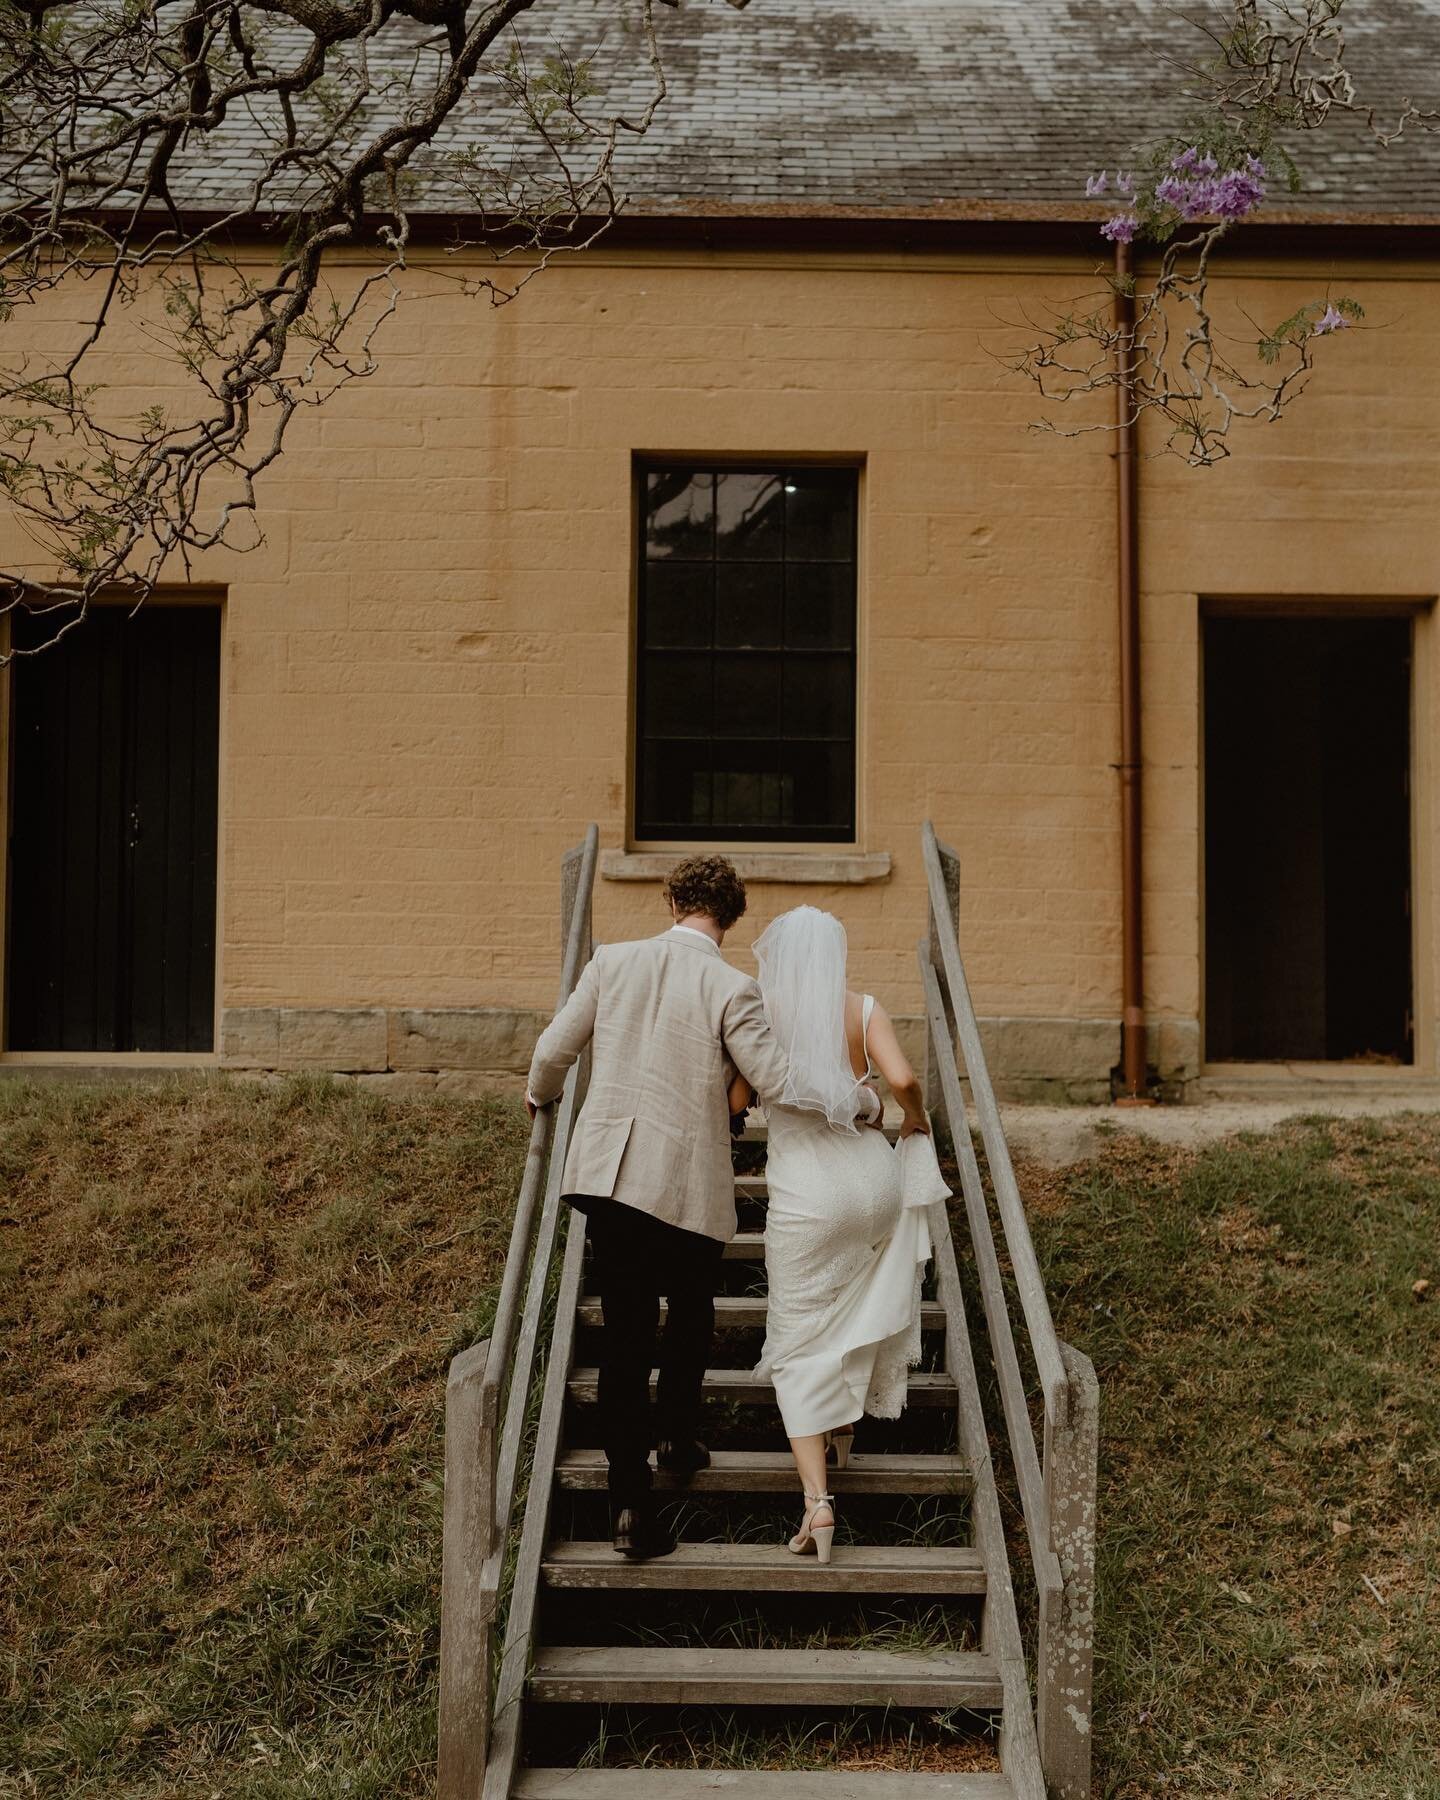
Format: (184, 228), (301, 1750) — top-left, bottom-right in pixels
(3, 1081), (1437, 1798)
(1021, 1112), (1440, 1800)
(1, 1076), (528, 1799)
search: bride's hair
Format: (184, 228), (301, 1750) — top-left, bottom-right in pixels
(753, 905), (865, 1132)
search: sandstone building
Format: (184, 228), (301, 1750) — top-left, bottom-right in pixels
(2, 1), (1437, 1102)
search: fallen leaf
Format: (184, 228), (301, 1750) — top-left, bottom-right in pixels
(1219, 1580), (1254, 1605)
(1412, 1278), (1431, 1301)
(1332, 1518), (1353, 1537)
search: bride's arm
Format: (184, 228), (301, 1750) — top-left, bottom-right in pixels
(865, 1000), (930, 1137)
(727, 1070), (754, 1115)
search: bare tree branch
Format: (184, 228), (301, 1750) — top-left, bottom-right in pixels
(0, 0), (736, 653)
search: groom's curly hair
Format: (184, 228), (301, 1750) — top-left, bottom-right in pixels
(662, 854), (748, 931)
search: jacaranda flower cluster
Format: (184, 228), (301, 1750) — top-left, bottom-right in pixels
(1086, 147), (1268, 244)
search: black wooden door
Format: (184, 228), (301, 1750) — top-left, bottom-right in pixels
(7, 606), (220, 1051)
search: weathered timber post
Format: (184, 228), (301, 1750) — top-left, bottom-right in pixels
(923, 834), (961, 1134)
(438, 1340), (499, 1800)
(559, 830), (596, 1108)
(1037, 1340), (1100, 1799)
(559, 842), (584, 961)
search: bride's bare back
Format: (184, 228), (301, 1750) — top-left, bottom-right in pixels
(843, 990), (926, 1132)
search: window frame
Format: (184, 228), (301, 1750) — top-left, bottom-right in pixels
(631, 457), (861, 848)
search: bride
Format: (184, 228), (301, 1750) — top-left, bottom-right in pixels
(727, 905), (947, 1564)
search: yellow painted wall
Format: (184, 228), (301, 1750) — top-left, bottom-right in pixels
(2, 243), (1436, 1080)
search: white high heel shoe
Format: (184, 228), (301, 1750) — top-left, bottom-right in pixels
(825, 1426), (855, 1470)
(788, 1492), (836, 1565)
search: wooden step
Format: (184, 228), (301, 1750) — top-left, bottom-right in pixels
(542, 1540), (986, 1594)
(567, 1368), (957, 1408)
(517, 1772), (1012, 1798)
(575, 1295), (947, 1332)
(527, 1645), (1003, 1709)
(555, 1448), (973, 1495)
(734, 1174), (768, 1202)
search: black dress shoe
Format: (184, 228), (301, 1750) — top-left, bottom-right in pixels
(612, 1507), (677, 1560)
(656, 1438), (711, 1480)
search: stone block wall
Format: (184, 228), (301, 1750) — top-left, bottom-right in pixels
(2, 241), (1437, 1090)
(219, 1002), (1202, 1104)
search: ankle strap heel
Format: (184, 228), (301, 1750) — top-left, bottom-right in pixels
(787, 1492), (837, 1566)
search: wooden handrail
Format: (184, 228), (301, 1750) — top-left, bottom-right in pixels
(479, 824), (599, 1432)
(920, 821), (1069, 1419)
(438, 823), (599, 1800)
(919, 947), (1064, 1605)
(493, 1063), (581, 1540)
(927, 1130), (1047, 1800)
(919, 819), (1098, 1799)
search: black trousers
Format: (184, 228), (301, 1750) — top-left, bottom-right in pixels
(571, 1195), (725, 1508)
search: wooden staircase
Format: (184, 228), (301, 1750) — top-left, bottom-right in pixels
(438, 825), (1098, 1800)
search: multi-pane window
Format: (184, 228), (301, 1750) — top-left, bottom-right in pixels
(635, 465), (858, 842)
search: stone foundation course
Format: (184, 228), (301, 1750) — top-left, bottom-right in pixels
(220, 1006), (1201, 1103)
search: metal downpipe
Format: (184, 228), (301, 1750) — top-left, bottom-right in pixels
(1114, 241), (1148, 1102)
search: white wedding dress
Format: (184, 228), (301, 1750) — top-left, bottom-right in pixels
(755, 995), (948, 1438)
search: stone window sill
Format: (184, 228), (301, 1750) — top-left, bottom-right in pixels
(601, 849), (891, 885)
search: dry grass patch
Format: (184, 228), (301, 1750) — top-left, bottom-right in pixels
(568, 1705), (1002, 1775)
(1012, 1112), (1440, 1800)
(2, 1074), (527, 1800)
(8, 1085), (1438, 1798)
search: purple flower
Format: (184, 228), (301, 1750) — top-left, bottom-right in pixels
(1312, 304), (1351, 335)
(1155, 161), (1266, 222)
(1180, 179), (1217, 220)
(1090, 143), (1266, 241)
(1211, 168), (1265, 218)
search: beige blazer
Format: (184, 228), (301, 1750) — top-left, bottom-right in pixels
(527, 926), (791, 1243)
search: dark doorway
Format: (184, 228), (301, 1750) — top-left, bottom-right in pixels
(1204, 612), (1412, 1064)
(6, 605), (220, 1052)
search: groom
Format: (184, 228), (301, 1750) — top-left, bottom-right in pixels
(527, 853), (878, 1558)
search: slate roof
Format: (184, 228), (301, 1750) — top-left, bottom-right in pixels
(609, 0), (1440, 219)
(132, 0), (1440, 222)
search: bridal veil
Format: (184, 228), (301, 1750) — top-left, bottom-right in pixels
(753, 905), (867, 1132)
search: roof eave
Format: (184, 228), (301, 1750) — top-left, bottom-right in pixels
(72, 198), (1440, 255)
